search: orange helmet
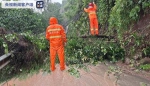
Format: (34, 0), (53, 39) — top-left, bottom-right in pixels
(49, 17), (58, 25)
(89, 3), (94, 7)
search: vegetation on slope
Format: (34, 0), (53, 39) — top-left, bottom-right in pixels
(0, 0), (150, 83)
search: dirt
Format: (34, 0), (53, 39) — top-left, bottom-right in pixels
(116, 61), (150, 81)
(133, 13), (150, 48)
(1, 63), (150, 86)
(124, 12), (150, 58)
(116, 13), (150, 83)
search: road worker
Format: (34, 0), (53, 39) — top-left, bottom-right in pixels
(84, 2), (99, 35)
(46, 17), (67, 71)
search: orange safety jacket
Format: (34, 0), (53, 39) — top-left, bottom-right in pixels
(84, 3), (97, 19)
(46, 17), (67, 48)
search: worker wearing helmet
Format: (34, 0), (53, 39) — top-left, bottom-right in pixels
(46, 17), (67, 71)
(84, 2), (99, 35)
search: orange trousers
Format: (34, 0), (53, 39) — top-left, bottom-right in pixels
(50, 46), (65, 71)
(89, 17), (99, 35)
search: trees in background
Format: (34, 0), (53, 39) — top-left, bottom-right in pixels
(0, 4), (45, 33)
(42, 2), (63, 25)
(62, 0), (150, 62)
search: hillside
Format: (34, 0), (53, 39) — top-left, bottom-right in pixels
(0, 0), (150, 85)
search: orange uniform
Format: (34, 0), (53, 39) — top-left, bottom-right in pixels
(84, 3), (99, 35)
(46, 17), (67, 71)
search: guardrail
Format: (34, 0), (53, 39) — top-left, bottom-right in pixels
(0, 51), (14, 70)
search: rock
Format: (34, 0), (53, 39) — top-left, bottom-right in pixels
(140, 57), (150, 65)
(125, 58), (131, 65)
(131, 67), (136, 71)
(133, 52), (142, 60)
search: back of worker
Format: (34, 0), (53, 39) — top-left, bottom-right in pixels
(46, 17), (67, 71)
(84, 2), (99, 35)
(85, 3), (97, 19)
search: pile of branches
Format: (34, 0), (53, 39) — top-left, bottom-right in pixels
(0, 27), (45, 71)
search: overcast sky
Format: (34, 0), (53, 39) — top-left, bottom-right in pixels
(0, 0), (63, 4)
(51, 0), (62, 4)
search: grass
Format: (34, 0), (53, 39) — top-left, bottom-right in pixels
(139, 64), (150, 71)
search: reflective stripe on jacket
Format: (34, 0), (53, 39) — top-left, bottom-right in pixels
(46, 17), (67, 47)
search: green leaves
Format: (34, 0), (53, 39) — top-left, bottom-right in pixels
(42, 2), (63, 24)
(20, 31), (48, 51)
(68, 67), (80, 78)
(0, 8), (45, 33)
(5, 34), (18, 43)
(97, 0), (114, 30)
(129, 5), (140, 20)
(2, 42), (8, 54)
(142, 0), (150, 9)
(66, 38), (125, 65)
(142, 47), (150, 57)
(140, 64), (150, 70)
